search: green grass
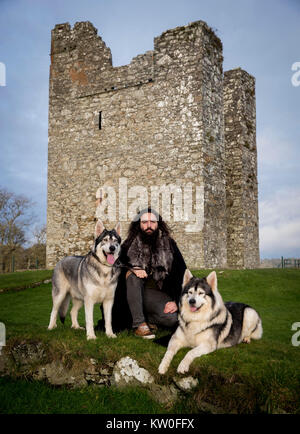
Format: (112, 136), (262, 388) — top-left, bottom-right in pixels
(0, 268), (299, 414)
(0, 378), (165, 414)
(0, 270), (52, 292)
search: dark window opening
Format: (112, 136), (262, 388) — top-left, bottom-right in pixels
(99, 111), (102, 130)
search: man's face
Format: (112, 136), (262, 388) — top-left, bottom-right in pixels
(140, 212), (158, 235)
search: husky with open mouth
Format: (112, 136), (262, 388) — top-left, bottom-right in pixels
(48, 220), (121, 340)
(158, 270), (262, 374)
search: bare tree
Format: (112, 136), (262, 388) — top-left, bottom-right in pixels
(32, 224), (46, 246)
(25, 224), (46, 269)
(0, 187), (35, 272)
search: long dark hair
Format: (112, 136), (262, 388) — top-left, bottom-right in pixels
(122, 207), (171, 250)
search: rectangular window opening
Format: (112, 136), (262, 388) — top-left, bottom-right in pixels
(99, 111), (102, 130)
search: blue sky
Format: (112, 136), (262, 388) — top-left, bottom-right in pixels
(0, 0), (299, 259)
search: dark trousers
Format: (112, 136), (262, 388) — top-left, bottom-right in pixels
(126, 273), (178, 328)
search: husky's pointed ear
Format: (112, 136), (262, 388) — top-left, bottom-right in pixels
(114, 222), (121, 237)
(95, 219), (105, 238)
(182, 269), (193, 288)
(206, 271), (217, 291)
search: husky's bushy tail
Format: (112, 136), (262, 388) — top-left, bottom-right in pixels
(58, 293), (71, 324)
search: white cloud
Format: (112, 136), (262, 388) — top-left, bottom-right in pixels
(259, 187), (300, 257)
(257, 128), (300, 171)
(261, 220), (300, 252)
(257, 128), (300, 257)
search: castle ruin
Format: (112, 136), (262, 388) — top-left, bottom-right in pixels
(47, 20), (259, 269)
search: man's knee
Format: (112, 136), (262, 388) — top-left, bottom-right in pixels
(151, 311), (178, 329)
(126, 271), (142, 285)
(163, 312), (178, 328)
(126, 272), (145, 294)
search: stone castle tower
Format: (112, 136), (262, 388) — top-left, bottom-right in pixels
(47, 20), (259, 269)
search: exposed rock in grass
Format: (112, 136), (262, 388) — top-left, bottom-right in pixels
(11, 341), (47, 367)
(33, 360), (87, 388)
(84, 359), (113, 386)
(112, 356), (154, 387)
(148, 383), (179, 406)
(173, 375), (199, 392)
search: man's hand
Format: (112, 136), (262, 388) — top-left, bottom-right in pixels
(132, 269), (148, 279)
(164, 301), (178, 314)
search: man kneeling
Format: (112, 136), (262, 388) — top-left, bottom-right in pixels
(115, 208), (187, 339)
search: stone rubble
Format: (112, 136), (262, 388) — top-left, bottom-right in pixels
(0, 342), (201, 409)
(111, 356), (154, 387)
(173, 375), (199, 392)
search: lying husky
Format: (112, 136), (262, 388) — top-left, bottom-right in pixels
(158, 270), (262, 374)
(48, 220), (121, 340)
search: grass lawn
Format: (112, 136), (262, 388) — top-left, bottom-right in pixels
(0, 270), (52, 292)
(0, 268), (299, 414)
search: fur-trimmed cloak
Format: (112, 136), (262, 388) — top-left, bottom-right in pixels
(109, 236), (187, 331)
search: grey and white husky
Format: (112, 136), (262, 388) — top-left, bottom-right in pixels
(158, 270), (262, 374)
(48, 220), (121, 340)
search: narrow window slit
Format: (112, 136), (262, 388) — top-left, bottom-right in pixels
(99, 111), (102, 130)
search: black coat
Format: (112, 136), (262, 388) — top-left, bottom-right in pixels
(109, 238), (187, 331)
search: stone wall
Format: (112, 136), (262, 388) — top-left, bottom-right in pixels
(224, 68), (259, 268)
(47, 20), (259, 269)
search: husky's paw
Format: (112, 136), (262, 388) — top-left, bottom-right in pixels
(71, 325), (85, 330)
(87, 334), (97, 340)
(242, 337), (251, 344)
(48, 324), (57, 330)
(158, 363), (168, 375)
(106, 332), (117, 338)
(177, 361), (190, 374)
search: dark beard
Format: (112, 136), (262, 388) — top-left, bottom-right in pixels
(139, 228), (159, 248)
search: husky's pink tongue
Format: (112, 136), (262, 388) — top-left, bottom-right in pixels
(190, 306), (198, 312)
(107, 254), (115, 265)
